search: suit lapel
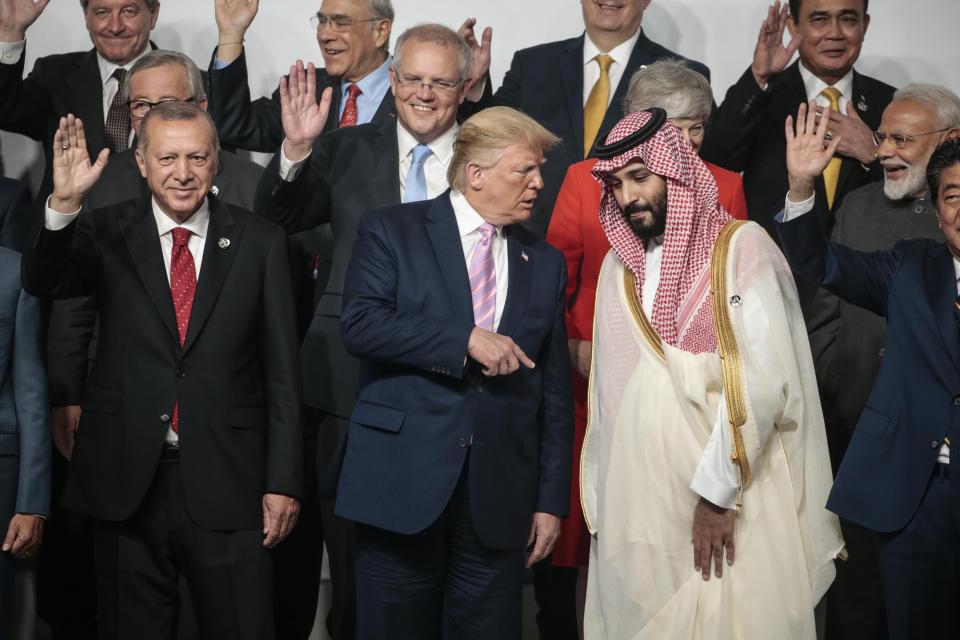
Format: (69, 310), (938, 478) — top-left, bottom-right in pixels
(560, 37), (585, 157)
(371, 89), (397, 124)
(119, 197), (179, 343)
(834, 71), (878, 199)
(373, 119), (402, 201)
(181, 197), (240, 355)
(496, 230), (532, 337)
(211, 150), (232, 202)
(425, 193), (474, 324)
(71, 50), (107, 157)
(924, 244), (960, 373)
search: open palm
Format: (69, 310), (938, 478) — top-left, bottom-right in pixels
(0, 0), (50, 40)
(279, 60), (332, 153)
(214, 0), (259, 38)
(752, 1), (801, 86)
(785, 101), (842, 191)
(51, 115), (108, 211)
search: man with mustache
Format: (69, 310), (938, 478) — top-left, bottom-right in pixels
(803, 83), (960, 639)
(581, 108), (843, 639)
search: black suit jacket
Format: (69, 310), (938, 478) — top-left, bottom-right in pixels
(45, 150), (265, 407)
(0, 45), (156, 206)
(0, 177), (34, 252)
(21, 196), (302, 530)
(337, 193), (572, 549)
(464, 30), (709, 237)
(256, 117), (403, 421)
(701, 62), (895, 237)
(207, 49), (396, 153)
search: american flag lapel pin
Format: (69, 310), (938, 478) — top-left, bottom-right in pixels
(521, 250), (529, 262)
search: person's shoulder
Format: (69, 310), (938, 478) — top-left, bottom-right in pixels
(0, 176), (27, 200)
(638, 33), (709, 78)
(513, 36), (581, 61)
(218, 149), (263, 180)
(31, 48), (92, 72)
(704, 160), (741, 184)
(853, 69), (897, 96)
(510, 224), (566, 265)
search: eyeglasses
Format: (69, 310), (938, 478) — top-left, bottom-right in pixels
(127, 97), (196, 117)
(392, 67), (462, 94)
(873, 128), (950, 150)
(309, 12), (382, 32)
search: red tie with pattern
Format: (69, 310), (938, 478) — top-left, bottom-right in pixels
(339, 83), (362, 128)
(170, 227), (197, 432)
(104, 68), (130, 153)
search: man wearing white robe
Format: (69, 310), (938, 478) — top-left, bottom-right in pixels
(580, 108), (844, 639)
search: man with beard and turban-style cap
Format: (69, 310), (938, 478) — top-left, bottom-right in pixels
(579, 108), (844, 640)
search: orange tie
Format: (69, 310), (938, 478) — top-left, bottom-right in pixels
(820, 87), (843, 209)
(583, 54), (613, 157)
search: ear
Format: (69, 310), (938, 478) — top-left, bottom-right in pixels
(198, 98), (209, 112)
(786, 14), (798, 38)
(135, 148), (147, 178)
(465, 162), (484, 191)
(388, 64), (398, 96)
(862, 12), (870, 37)
(149, 1), (160, 29)
(944, 128), (960, 142)
(373, 19), (391, 50)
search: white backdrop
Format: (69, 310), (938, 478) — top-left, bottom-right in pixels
(2, 0), (959, 188)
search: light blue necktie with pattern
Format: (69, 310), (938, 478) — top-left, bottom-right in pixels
(403, 143), (433, 203)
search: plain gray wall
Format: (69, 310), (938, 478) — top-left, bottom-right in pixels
(2, 0), (958, 188)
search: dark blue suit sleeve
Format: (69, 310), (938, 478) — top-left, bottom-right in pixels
(341, 211), (475, 376)
(776, 206), (902, 317)
(13, 286), (50, 516)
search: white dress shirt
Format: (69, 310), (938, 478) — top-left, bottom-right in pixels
(45, 197), (211, 444)
(784, 192), (952, 464)
(278, 122), (458, 202)
(582, 28), (642, 108)
(449, 190), (509, 331)
(798, 61), (854, 114)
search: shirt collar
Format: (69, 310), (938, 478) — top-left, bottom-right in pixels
(96, 45), (151, 86)
(954, 256), (960, 285)
(397, 121), (459, 167)
(449, 190), (503, 239)
(583, 27), (642, 68)
(798, 62), (855, 103)
(342, 55), (392, 101)
(152, 197), (210, 240)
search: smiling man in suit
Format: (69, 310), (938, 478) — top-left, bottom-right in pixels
(21, 104), (302, 639)
(462, 0), (709, 239)
(339, 105), (572, 640)
(0, 0), (160, 205)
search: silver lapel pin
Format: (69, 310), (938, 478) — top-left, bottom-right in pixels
(857, 95), (868, 112)
(210, 185), (220, 196)
(218, 237), (231, 249)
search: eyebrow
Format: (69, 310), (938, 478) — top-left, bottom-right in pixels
(808, 9), (861, 18)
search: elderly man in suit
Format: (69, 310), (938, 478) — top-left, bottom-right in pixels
(803, 84), (960, 640)
(0, 0), (159, 205)
(0, 243), (49, 640)
(462, 0), (708, 239)
(339, 105), (572, 640)
(21, 103), (302, 639)
(255, 23), (473, 637)
(780, 102), (960, 640)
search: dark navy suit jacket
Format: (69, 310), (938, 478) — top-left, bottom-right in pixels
(778, 207), (959, 532)
(336, 193), (573, 550)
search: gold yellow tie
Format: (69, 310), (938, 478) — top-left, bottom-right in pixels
(820, 87), (843, 209)
(583, 54), (614, 157)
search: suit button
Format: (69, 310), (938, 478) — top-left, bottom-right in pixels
(458, 437), (468, 448)
(160, 414), (171, 423)
(953, 397), (960, 407)
(176, 369), (185, 378)
(932, 440), (940, 449)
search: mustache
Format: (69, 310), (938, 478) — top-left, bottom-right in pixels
(624, 201), (654, 216)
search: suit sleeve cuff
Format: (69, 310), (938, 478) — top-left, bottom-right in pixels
(278, 140), (311, 182)
(781, 192), (815, 222)
(44, 197), (80, 230)
(0, 40), (25, 65)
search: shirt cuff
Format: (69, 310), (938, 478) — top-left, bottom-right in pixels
(213, 57), (232, 70)
(782, 192), (815, 222)
(45, 197), (81, 230)
(278, 140), (311, 182)
(689, 398), (739, 510)
(0, 39), (25, 65)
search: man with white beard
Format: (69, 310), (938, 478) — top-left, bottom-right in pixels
(804, 83), (960, 640)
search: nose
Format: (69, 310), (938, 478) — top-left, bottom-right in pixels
(172, 158), (192, 182)
(529, 169), (545, 191)
(415, 83), (436, 101)
(825, 17), (844, 39)
(876, 135), (897, 159)
(107, 12), (125, 34)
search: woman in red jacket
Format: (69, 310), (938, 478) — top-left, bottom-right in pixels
(544, 59), (748, 629)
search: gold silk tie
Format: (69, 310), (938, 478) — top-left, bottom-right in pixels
(820, 87), (843, 209)
(583, 54), (614, 157)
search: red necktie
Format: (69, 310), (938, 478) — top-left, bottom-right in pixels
(170, 227), (196, 432)
(104, 68), (130, 153)
(339, 83), (362, 128)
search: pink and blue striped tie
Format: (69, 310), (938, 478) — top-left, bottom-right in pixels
(469, 223), (497, 331)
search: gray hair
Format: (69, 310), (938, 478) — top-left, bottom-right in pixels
(138, 101), (219, 152)
(393, 23), (472, 83)
(120, 50), (206, 105)
(367, 0), (394, 21)
(81, 0), (158, 9)
(623, 59), (713, 120)
(892, 83), (960, 130)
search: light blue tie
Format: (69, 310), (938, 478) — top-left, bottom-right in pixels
(403, 144), (433, 203)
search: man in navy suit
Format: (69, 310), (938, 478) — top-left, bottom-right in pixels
(778, 101), (960, 639)
(0, 243), (48, 640)
(338, 106), (573, 640)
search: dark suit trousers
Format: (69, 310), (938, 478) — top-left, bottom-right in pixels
(93, 454), (274, 640)
(353, 458), (524, 640)
(0, 458), (17, 640)
(877, 462), (960, 640)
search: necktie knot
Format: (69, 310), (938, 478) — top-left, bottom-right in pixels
(171, 227), (192, 247)
(112, 67), (126, 82)
(820, 86), (842, 110)
(477, 223), (496, 243)
(346, 83), (362, 99)
(595, 54), (613, 74)
(411, 143), (432, 166)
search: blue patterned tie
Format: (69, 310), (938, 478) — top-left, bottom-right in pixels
(403, 144), (432, 203)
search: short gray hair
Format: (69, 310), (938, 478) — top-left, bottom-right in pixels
(623, 59), (713, 120)
(81, 0), (158, 9)
(892, 83), (960, 130)
(120, 50), (206, 105)
(367, 0), (394, 21)
(138, 101), (219, 152)
(393, 24), (472, 84)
